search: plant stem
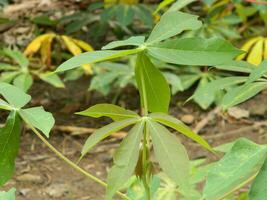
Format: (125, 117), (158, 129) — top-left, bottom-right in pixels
(27, 124), (130, 200)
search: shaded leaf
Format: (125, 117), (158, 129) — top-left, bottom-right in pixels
(81, 118), (139, 157)
(105, 122), (144, 200)
(149, 112), (213, 152)
(135, 53), (170, 113)
(2, 48), (29, 69)
(0, 111), (21, 186)
(39, 73), (65, 88)
(148, 120), (190, 186)
(248, 157), (267, 200)
(13, 73), (33, 92)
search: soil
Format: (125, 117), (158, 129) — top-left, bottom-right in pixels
(1, 77), (267, 200)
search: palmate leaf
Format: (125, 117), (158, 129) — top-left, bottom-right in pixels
(149, 113), (213, 152)
(39, 73), (65, 88)
(81, 118), (139, 158)
(76, 104), (140, 121)
(146, 11), (202, 44)
(243, 60), (267, 85)
(248, 157), (267, 200)
(135, 53), (170, 113)
(55, 49), (142, 73)
(2, 48), (29, 69)
(102, 36), (145, 50)
(0, 111), (21, 186)
(203, 138), (267, 200)
(105, 121), (144, 200)
(0, 99), (12, 111)
(147, 37), (243, 66)
(0, 82), (31, 108)
(147, 120), (190, 186)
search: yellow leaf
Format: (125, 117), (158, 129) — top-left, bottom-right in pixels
(119, 0), (139, 4)
(236, 37), (262, 60)
(104, 0), (117, 7)
(264, 39), (267, 59)
(72, 39), (94, 52)
(40, 34), (54, 66)
(247, 38), (264, 65)
(24, 33), (55, 56)
(61, 35), (82, 56)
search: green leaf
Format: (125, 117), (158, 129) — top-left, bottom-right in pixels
(147, 37), (243, 66)
(19, 106), (55, 137)
(0, 99), (12, 111)
(248, 157), (267, 200)
(243, 60), (267, 85)
(0, 63), (18, 70)
(0, 83), (31, 108)
(76, 104), (140, 121)
(153, 0), (175, 15)
(55, 49), (142, 73)
(168, 0), (197, 12)
(39, 73), (65, 88)
(2, 48), (29, 69)
(164, 72), (183, 94)
(135, 53), (170, 113)
(148, 120), (190, 186)
(180, 74), (201, 90)
(105, 122), (144, 200)
(13, 73), (33, 92)
(81, 118), (139, 158)
(102, 36), (145, 50)
(0, 188), (16, 200)
(115, 5), (134, 26)
(222, 82), (267, 109)
(0, 111), (21, 186)
(203, 138), (267, 200)
(149, 112), (213, 152)
(0, 72), (20, 83)
(146, 11), (202, 44)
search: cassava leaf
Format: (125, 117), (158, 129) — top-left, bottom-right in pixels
(0, 99), (12, 111)
(0, 83), (31, 108)
(19, 106), (55, 137)
(147, 37), (243, 66)
(76, 104), (140, 121)
(0, 188), (16, 200)
(146, 11), (202, 44)
(102, 36), (145, 50)
(248, 157), (267, 200)
(203, 138), (267, 200)
(2, 48), (29, 69)
(148, 120), (190, 186)
(56, 49), (142, 73)
(105, 122), (144, 200)
(135, 53), (170, 113)
(39, 73), (65, 88)
(222, 82), (267, 109)
(149, 113), (213, 152)
(13, 73), (33, 92)
(0, 111), (21, 186)
(81, 118), (139, 158)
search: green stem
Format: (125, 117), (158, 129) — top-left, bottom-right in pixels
(27, 124), (130, 200)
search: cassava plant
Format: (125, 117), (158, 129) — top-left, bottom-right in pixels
(55, 10), (243, 199)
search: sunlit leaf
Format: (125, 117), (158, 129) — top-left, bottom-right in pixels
(102, 36), (145, 50)
(56, 49), (142, 72)
(147, 37), (243, 66)
(19, 106), (55, 137)
(146, 11), (202, 44)
(0, 83), (31, 108)
(0, 188), (16, 200)
(76, 104), (140, 121)
(247, 39), (264, 65)
(203, 138), (267, 200)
